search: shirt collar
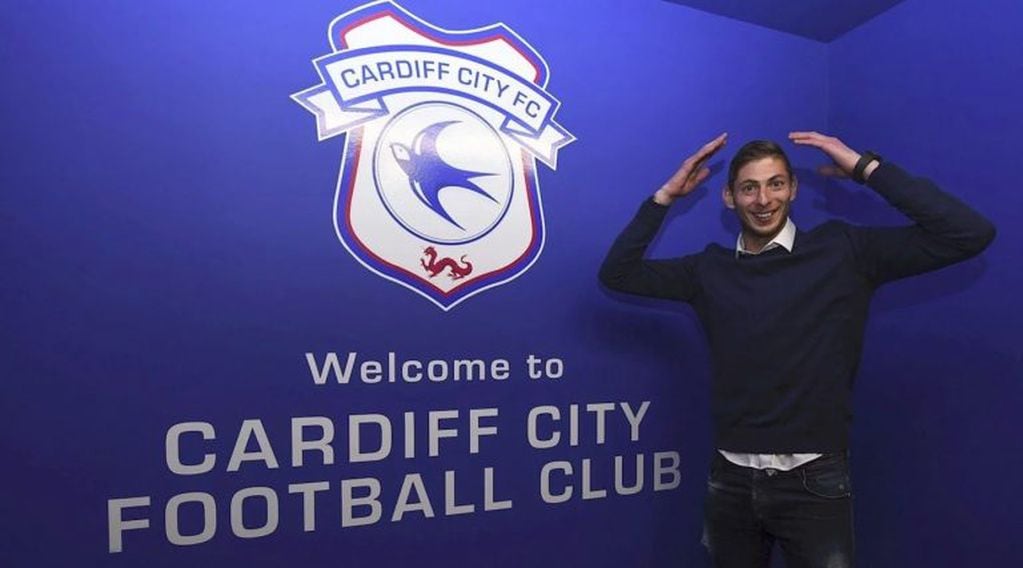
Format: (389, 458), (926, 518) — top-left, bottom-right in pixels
(735, 217), (796, 257)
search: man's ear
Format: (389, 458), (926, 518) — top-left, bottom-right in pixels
(790, 175), (798, 202)
(722, 185), (735, 209)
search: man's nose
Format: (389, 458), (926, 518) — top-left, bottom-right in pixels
(756, 188), (770, 206)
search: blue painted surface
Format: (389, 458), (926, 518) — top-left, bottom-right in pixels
(665, 0), (906, 41)
(0, 1), (826, 566)
(3, 0), (1017, 566)
(828, 0), (1023, 565)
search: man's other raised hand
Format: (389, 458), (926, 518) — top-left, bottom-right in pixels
(788, 131), (879, 181)
(655, 132), (728, 206)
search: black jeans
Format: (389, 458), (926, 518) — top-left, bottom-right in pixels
(702, 452), (854, 568)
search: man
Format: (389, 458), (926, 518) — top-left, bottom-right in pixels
(598, 132), (995, 567)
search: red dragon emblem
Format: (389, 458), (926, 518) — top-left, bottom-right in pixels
(421, 246), (473, 280)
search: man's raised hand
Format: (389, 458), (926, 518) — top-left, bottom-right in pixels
(788, 131), (879, 180)
(655, 132), (728, 206)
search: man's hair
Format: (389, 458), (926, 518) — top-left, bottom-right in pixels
(727, 140), (793, 190)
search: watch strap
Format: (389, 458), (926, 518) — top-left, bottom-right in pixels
(852, 150), (882, 184)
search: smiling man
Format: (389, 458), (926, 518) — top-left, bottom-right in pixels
(598, 132), (995, 567)
(721, 140), (798, 254)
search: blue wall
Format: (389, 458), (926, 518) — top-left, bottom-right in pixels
(1, 1), (827, 566)
(5, 0), (1017, 566)
(828, 0), (1022, 565)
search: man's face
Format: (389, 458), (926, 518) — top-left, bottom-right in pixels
(723, 157), (797, 250)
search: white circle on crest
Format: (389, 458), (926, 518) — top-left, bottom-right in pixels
(372, 102), (513, 245)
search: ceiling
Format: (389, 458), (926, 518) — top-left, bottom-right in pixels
(663, 0), (907, 42)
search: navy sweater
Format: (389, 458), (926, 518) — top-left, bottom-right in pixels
(599, 163), (995, 452)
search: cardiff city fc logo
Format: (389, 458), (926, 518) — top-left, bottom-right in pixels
(292, 1), (574, 310)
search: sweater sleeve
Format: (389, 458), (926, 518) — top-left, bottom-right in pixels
(848, 162), (996, 286)
(598, 198), (702, 302)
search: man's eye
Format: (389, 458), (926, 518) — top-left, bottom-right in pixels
(742, 186), (756, 194)
(770, 180), (784, 188)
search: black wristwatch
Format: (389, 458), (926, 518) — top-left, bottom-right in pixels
(852, 150), (882, 184)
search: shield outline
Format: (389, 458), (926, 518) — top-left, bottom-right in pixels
(335, 124), (543, 311)
(298, 0), (572, 310)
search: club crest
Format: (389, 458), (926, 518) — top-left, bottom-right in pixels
(292, 0), (574, 310)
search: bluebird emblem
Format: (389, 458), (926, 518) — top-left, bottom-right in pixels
(389, 121), (496, 230)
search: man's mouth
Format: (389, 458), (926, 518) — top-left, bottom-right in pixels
(752, 210), (776, 224)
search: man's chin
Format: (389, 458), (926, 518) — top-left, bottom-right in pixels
(741, 221), (783, 240)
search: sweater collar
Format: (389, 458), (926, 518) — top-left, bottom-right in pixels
(735, 217), (797, 257)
